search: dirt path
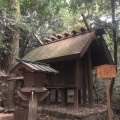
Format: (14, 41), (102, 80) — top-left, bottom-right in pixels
(0, 113), (14, 120)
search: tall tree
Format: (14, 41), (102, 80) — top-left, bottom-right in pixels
(0, 0), (68, 107)
(109, 0), (117, 98)
(1, 0), (20, 108)
(4, 0), (20, 72)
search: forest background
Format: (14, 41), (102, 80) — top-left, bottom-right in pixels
(0, 0), (120, 110)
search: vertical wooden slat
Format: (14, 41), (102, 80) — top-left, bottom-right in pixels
(83, 57), (87, 106)
(74, 59), (80, 109)
(87, 49), (94, 107)
(83, 88), (87, 106)
(46, 89), (51, 105)
(61, 63), (64, 85)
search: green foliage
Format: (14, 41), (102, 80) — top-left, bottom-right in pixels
(0, 0), (119, 61)
(0, 79), (8, 100)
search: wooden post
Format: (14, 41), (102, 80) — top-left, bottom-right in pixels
(46, 89), (51, 105)
(65, 89), (67, 104)
(55, 88), (58, 103)
(74, 88), (79, 109)
(87, 49), (94, 107)
(61, 88), (65, 107)
(83, 89), (87, 106)
(74, 59), (80, 109)
(105, 79), (112, 120)
(81, 13), (90, 31)
(78, 89), (81, 104)
(28, 92), (38, 120)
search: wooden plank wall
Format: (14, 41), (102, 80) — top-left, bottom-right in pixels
(47, 60), (76, 87)
(46, 49), (94, 107)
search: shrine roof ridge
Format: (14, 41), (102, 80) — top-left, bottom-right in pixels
(34, 27), (105, 47)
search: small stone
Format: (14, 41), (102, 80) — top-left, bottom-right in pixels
(74, 114), (84, 119)
(62, 112), (67, 119)
(49, 110), (53, 116)
(53, 111), (58, 117)
(37, 106), (42, 112)
(0, 107), (5, 113)
(57, 112), (63, 118)
(67, 114), (74, 119)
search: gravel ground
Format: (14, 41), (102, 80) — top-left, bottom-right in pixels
(0, 104), (119, 120)
(41, 103), (107, 116)
(38, 103), (120, 120)
(37, 103), (108, 120)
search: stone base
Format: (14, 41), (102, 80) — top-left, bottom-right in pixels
(38, 104), (108, 120)
(14, 109), (28, 120)
(0, 107), (5, 113)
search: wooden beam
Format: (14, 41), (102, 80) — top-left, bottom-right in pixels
(56, 34), (64, 39)
(71, 29), (78, 35)
(62, 31), (70, 37)
(81, 13), (90, 31)
(17, 90), (29, 101)
(78, 26), (86, 33)
(46, 84), (76, 88)
(34, 34), (44, 45)
(50, 36), (58, 41)
(44, 38), (53, 42)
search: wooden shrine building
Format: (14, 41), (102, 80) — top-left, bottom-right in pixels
(23, 28), (114, 108)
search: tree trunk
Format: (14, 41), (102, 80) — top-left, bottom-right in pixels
(2, 0), (20, 108)
(109, 0), (117, 99)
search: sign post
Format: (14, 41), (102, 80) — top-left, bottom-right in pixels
(96, 64), (116, 120)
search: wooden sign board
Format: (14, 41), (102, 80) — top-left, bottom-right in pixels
(96, 64), (116, 79)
